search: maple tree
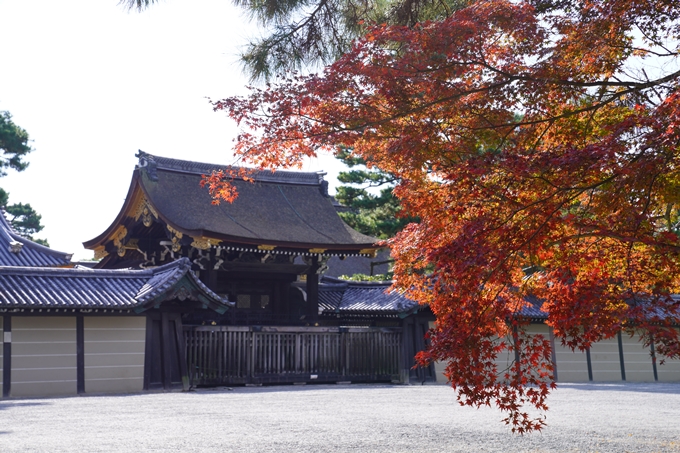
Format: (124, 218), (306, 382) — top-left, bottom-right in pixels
(205, 0), (680, 432)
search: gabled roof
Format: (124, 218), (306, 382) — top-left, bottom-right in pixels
(0, 258), (232, 313)
(84, 152), (377, 256)
(0, 210), (72, 267)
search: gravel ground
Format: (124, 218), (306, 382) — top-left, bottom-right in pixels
(1, 382), (679, 452)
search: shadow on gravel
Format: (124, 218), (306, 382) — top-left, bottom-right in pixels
(194, 383), (402, 395)
(0, 401), (51, 411)
(558, 383), (680, 395)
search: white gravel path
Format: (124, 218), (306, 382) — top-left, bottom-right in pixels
(1, 383), (679, 452)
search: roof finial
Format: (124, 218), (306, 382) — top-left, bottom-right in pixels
(136, 150), (158, 181)
(9, 240), (23, 254)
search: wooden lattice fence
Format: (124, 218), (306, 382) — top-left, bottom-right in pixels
(184, 326), (403, 386)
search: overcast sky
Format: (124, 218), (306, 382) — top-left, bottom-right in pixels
(0, 0), (343, 260)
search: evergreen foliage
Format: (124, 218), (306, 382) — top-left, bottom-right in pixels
(0, 111), (48, 246)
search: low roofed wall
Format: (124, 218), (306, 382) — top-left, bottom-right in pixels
(84, 317), (146, 394)
(429, 322), (680, 384)
(11, 317), (77, 397)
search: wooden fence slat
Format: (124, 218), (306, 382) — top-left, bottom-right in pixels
(185, 326), (402, 386)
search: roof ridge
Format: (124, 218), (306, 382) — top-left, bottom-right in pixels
(136, 150), (325, 186)
(0, 264), (152, 277)
(0, 209), (73, 262)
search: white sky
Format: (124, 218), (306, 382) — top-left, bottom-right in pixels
(0, 0), (343, 260)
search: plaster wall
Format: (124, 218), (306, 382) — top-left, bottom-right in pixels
(589, 337), (622, 381)
(552, 340), (590, 383)
(620, 333), (655, 382)
(656, 328), (680, 382)
(84, 316), (146, 394)
(11, 317), (77, 397)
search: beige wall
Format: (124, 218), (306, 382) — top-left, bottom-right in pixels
(11, 317), (77, 397)
(589, 337), (622, 381)
(84, 316), (146, 394)
(548, 327), (590, 383)
(656, 328), (680, 382)
(428, 322), (680, 384)
(620, 333), (654, 382)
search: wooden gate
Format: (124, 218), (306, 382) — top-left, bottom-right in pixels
(184, 326), (403, 386)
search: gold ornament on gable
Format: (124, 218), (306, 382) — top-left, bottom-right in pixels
(167, 225), (184, 252)
(191, 237), (221, 250)
(131, 196), (159, 228)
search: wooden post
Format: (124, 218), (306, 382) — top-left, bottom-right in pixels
(586, 347), (593, 381)
(399, 319), (412, 384)
(172, 316), (190, 391)
(306, 256), (319, 322)
(3, 315), (11, 398)
(650, 339), (659, 382)
(76, 315), (85, 394)
(617, 331), (626, 381)
(161, 312), (173, 389)
(548, 326), (558, 382)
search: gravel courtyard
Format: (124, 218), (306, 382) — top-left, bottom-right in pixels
(1, 383), (679, 452)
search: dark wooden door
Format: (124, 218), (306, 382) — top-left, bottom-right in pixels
(405, 318), (435, 383)
(144, 312), (189, 390)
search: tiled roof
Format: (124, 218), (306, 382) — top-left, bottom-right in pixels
(319, 277), (419, 314)
(520, 295), (548, 320)
(318, 277), (552, 319)
(0, 258), (232, 312)
(137, 152), (376, 249)
(0, 211), (72, 267)
(137, 151), (324, 186)
(84, 152), (377, 255)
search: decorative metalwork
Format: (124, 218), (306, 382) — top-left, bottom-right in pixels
(359, 248), (377, 258)
(93, 246), (109, 260)
(167, 225), (183, 252)
(131, 196), (159, 227)
(172, 286), (196, 302)
(193, 248), (211, 270)
(112, 226), (129, 257)
(191, 236), (221, 250)
(309, 248), (327, 254)
(257, 244), (276, 251)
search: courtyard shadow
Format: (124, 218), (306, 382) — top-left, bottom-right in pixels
(0, 401), (51, 411)
(558, 382), (680, 395)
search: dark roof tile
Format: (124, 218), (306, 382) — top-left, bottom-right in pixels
(0, 211), (72, 267)
(136, 152), (377, 248)
(0, 258), (231, 311)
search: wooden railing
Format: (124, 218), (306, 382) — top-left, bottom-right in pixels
(184, 326), (403, 386)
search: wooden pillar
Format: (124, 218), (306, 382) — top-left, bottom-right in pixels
(617, 331), (626, 381)
(3, 315), (11, 397)
(306, 256), (319, 322)
(76, 315), (85, 394)
(400, 317), (413, 384)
